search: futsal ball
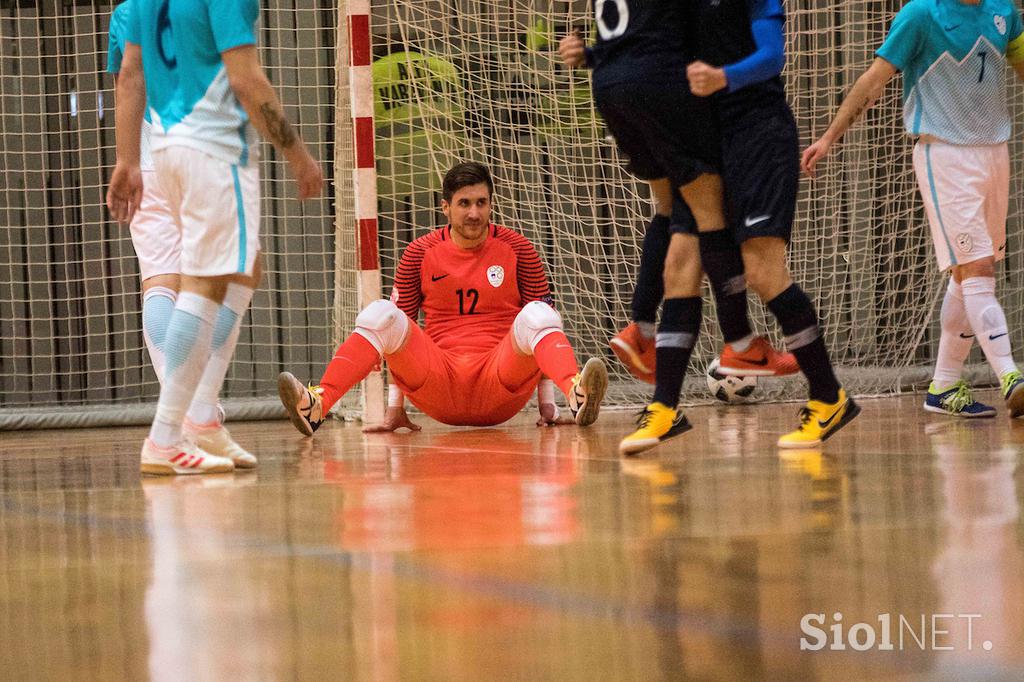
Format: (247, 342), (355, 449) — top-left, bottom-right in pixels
(706, 358), (757, 403)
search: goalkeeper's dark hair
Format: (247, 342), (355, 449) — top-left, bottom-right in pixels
(442, 162), (493, 202)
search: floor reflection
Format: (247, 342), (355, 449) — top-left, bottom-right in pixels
(2, 396), (1024, 678)
(930, 421), (1024, 668)
(312, 427), (585, 552)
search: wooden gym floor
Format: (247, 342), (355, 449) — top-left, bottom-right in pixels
(2, 391), (1023, 680)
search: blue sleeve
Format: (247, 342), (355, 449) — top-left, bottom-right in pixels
(584, 46), (595, 69)
(748, 0), (784, 22)
(208, 0), (260, 53)
(876, 3), (926, 71)
(107, 1), (129, 73)
(107, 31), (123, 75)
(123, 0), (141, 47)
(722, 16), (785, 92)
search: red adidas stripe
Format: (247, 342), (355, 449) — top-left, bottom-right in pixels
(171, 452), (186, 463)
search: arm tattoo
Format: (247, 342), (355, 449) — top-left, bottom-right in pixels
(259, 102), (297, 149)
(842, 96), (871, 132)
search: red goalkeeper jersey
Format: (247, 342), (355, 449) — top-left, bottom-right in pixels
(390, 224), (552, 354)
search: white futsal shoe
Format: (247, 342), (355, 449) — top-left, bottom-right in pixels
(140, 438), (235, 476)
(184, 420), (258, 469)
(568, 357), (609, 426)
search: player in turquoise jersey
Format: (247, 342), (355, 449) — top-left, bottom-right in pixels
(804, 0), (1024, 420)
(107, 0), (323, 475)
(108, 0), (183, 394)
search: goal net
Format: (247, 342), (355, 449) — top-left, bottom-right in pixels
(0, 1), (347, 428)
(2, 1), (1022, 429)
(361, 0), (1024, 407)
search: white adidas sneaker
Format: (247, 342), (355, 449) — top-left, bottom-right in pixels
(140, 438), (235, 476)
(184, 420), (258, 469)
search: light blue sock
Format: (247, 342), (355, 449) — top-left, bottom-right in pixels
(149, 292), (219, 447)
(142, 286), (176, 383)
(186, 283), (254, 425)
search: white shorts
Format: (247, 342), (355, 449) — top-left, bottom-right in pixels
(913, 141), (1008, 272)
(153, 146), (261, 277)
(130, 170), (181, 282)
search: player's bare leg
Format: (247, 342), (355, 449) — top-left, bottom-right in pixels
(950, 257), (1024, 417)
(677, 175), (797, 379)
(740, 237), (859, 447)
(620, 231), (701, 455)
(621, 177), (711, 455)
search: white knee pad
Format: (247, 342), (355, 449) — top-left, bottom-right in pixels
(512, 301), (563, 353)
(354, 299), (410, 354)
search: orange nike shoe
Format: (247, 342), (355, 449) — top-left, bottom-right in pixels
(609, 322), (656, 384)
(718, 336), (799, 377)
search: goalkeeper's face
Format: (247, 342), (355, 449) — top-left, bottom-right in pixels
(442, 182), (492, 247)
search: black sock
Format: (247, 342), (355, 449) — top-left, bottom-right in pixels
(631, 214), (670, 324)
(766, 284), (841, 403)
(698, 229), (752, 343)
(653, 297), (702, 408)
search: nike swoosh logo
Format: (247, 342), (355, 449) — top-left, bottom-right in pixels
(431, 274), (449, 282)
(747, 357), (770, 366)
(959, 333), (975, 339)
(744, 215), (771, 228)
(944, 24), (960, 31)
(990, 332), (1009, 341)
(555, 343), (572, 349)
(818, 402), (846, 429)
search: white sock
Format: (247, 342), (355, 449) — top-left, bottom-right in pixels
(961, 276), (1017, 379)
(932, 279), (973, 389)
(142, 286), (176, 383)
(149, 292), (219, 447)
(186, 282), (254, 426)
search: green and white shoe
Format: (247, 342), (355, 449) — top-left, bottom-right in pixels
(1000, 370), (1024, 418)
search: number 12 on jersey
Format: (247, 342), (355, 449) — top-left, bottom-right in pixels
(456, 288), (479, 315)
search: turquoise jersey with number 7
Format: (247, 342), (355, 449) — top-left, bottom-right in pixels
(877, 0), (1024, 145)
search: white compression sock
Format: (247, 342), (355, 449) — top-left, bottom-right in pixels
(932, 278), (973, 389)
(186, 282), (254, 426)
(149, 292), (219, 447)
(960, 276), (1017, 379)
(142, 286), (177, 383)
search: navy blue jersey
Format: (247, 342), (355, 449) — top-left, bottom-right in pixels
(589, 0), (696, 87)
(695, 0), (787, 120)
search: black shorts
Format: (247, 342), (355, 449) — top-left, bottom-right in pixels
(669, 196), (696, 235)
(594, 81), (720, 189)
(721, 106), (799, 244)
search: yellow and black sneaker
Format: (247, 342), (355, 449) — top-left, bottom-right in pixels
(568, 357), (609, 426)
(619, 402), (692, 456)
(777, 388), (860, 449)
(278, 371), (325, 436)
